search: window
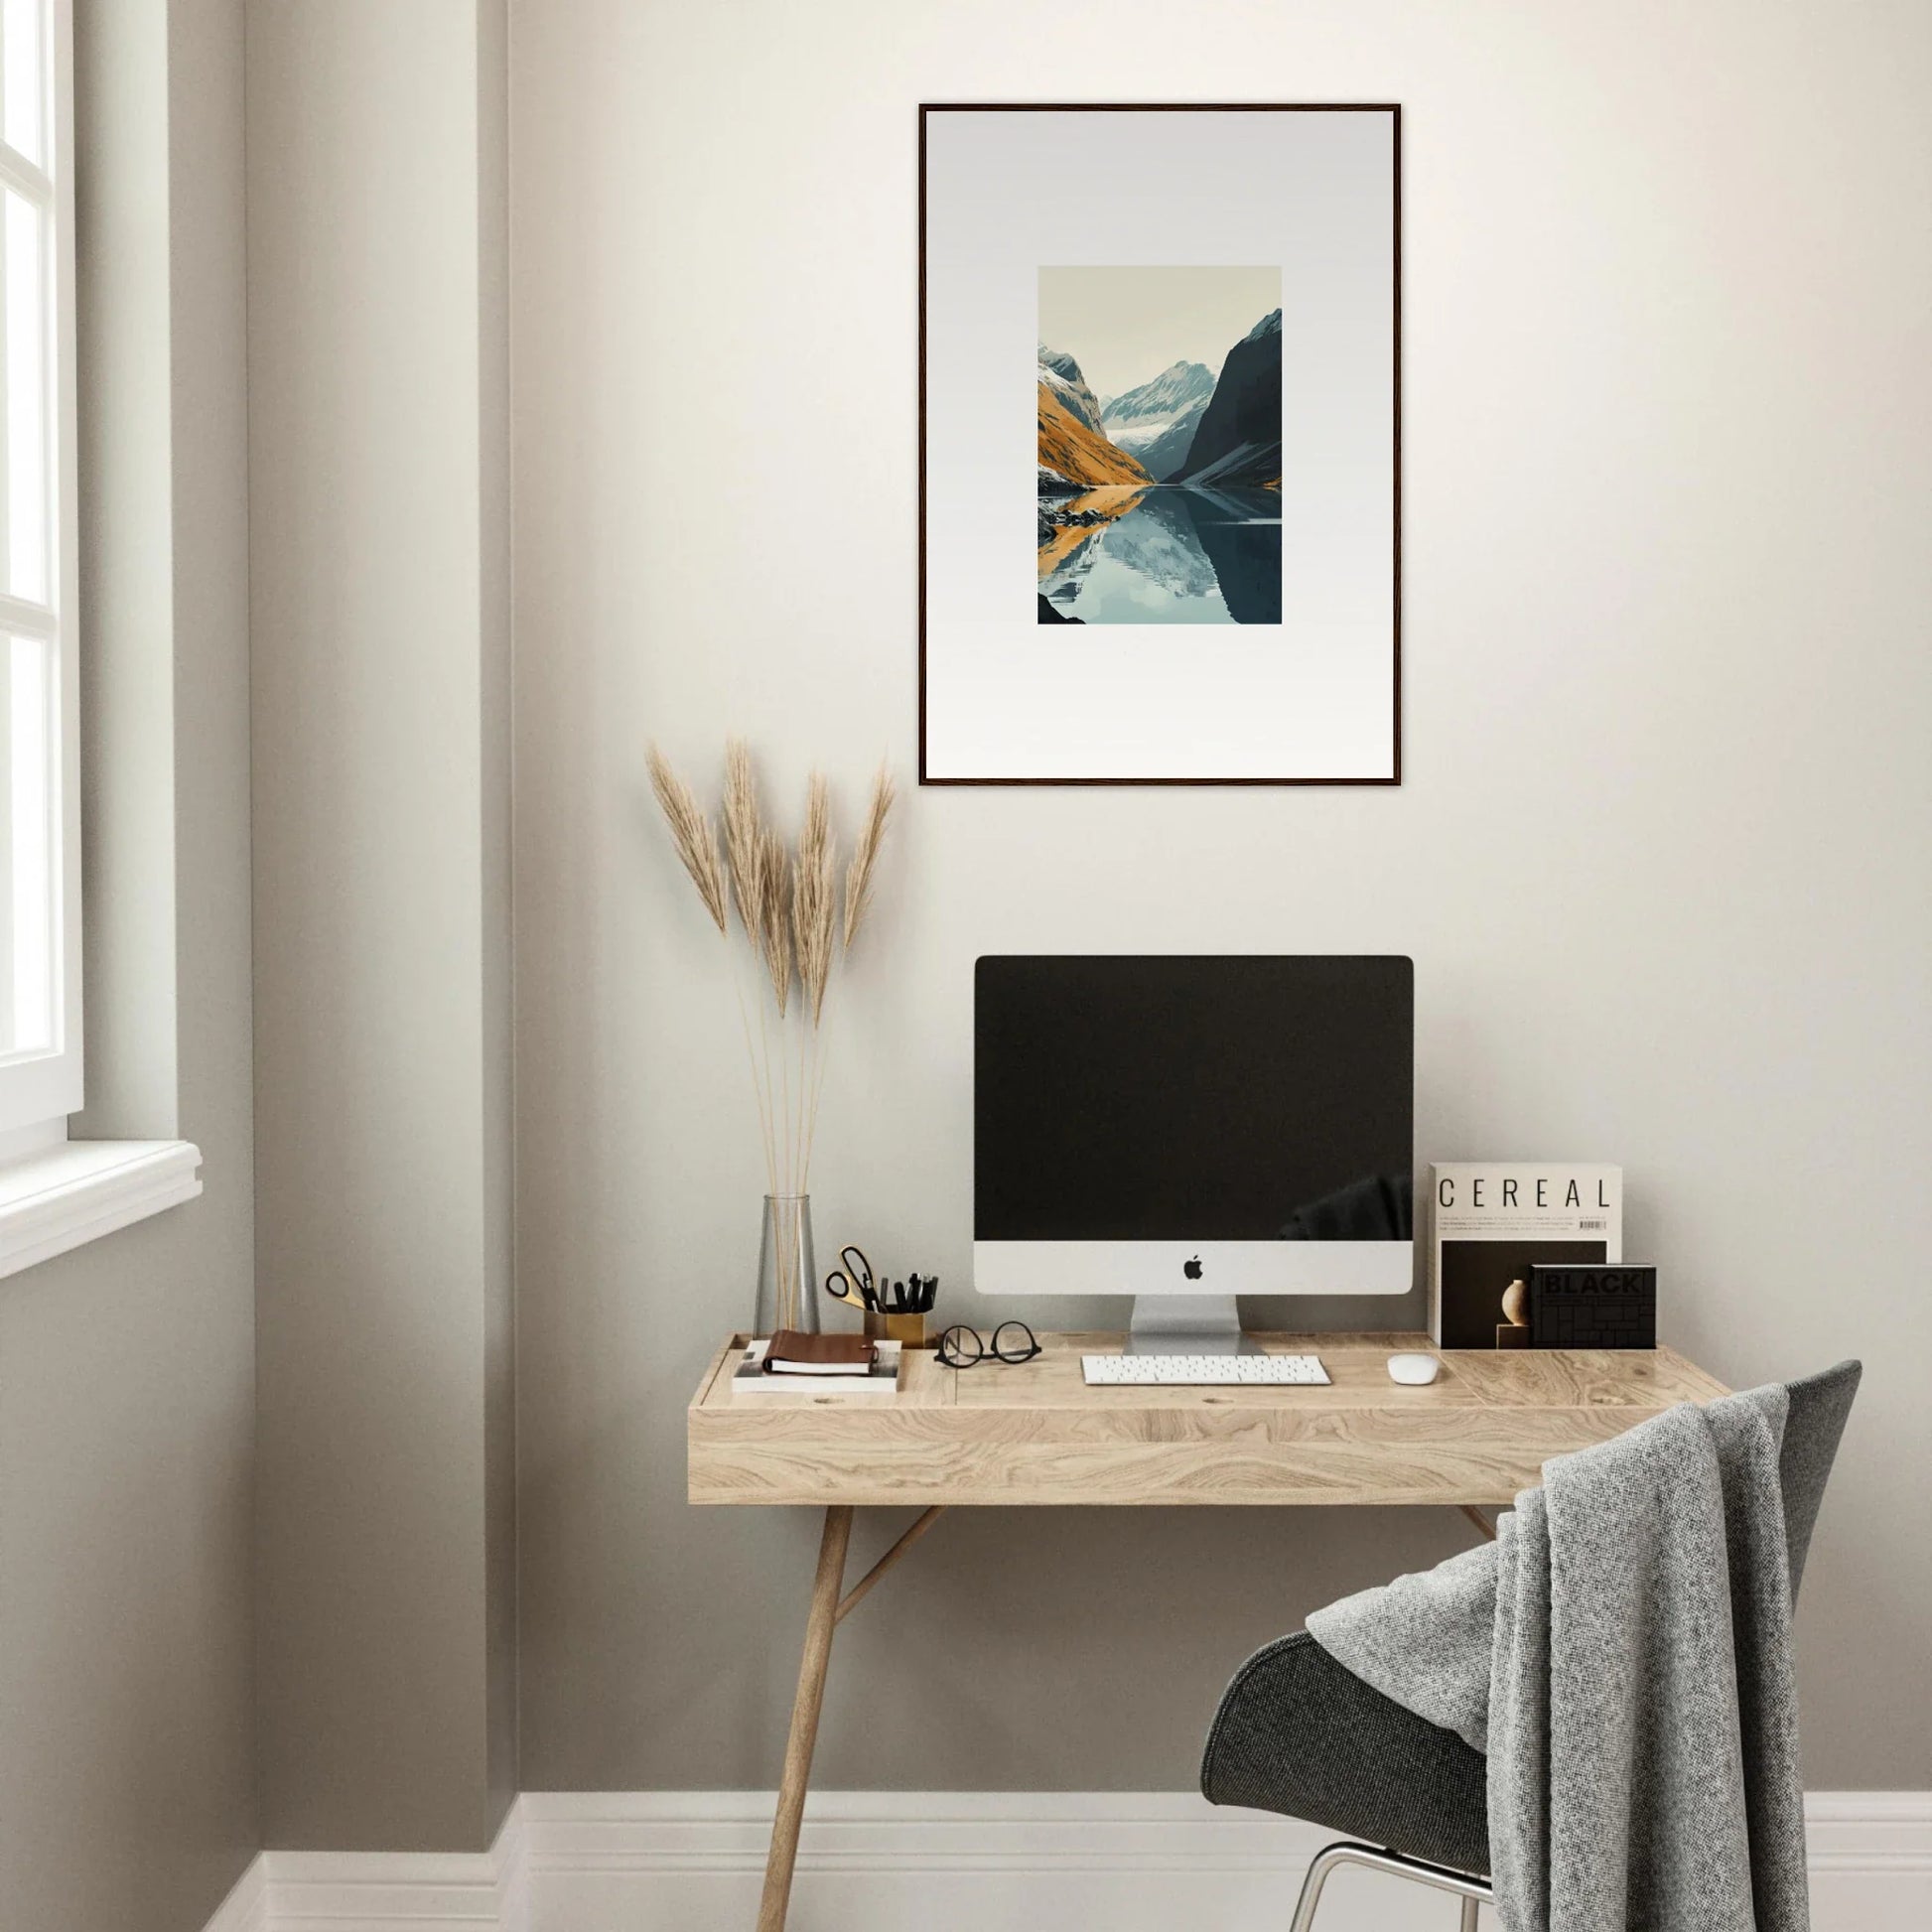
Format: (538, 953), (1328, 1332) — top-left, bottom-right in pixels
(0, 0), (75, 1144)
(0, 0), (199, 1275)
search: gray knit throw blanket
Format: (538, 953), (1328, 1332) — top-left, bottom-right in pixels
(1307, 1387), (1808, 1932)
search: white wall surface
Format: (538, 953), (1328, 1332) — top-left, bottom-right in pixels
(510, 0), (1932, 1793)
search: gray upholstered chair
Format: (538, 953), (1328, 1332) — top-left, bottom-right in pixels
(1200, 1361), (1861, 1930)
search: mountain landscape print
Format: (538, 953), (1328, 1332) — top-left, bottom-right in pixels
(1037, 266), (1283, 624)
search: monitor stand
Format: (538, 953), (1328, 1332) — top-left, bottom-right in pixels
(1125, 1294), (1258, 1356)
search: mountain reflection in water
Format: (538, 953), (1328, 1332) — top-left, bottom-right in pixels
(1038, 485), (1282, 625)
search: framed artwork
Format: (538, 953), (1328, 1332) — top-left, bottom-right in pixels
(918, 104), (1401, 785)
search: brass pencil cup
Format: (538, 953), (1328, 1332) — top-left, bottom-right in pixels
(866, 1309), (927, 1348)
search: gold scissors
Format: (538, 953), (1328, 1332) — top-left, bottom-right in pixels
(824, 1244), (879, 1312)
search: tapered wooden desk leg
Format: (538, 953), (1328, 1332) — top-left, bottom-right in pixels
(758, 1505), (854, 1932)
(1459, 1504), (1498, 1542)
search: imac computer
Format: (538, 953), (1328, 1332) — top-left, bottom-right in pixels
(974, 955), (1414, 1352)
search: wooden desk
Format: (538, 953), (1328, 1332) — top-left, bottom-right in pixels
(688, 1331), (1727, 1930)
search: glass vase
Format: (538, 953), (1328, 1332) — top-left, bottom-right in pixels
(754, 1193), (818, 1338)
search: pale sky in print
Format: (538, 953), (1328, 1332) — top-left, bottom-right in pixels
(1037, 265), (1282, 406)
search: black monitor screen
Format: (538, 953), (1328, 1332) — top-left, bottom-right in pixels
(974, 956), (1414, 1241)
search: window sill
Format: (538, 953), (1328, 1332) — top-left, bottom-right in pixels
(0, 1139), (203, 1281)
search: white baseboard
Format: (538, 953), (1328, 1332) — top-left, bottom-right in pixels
(206, 1808), (523, 1932)
(202, 1854), (267, 1932)
(204, 1790), (1932, 1932)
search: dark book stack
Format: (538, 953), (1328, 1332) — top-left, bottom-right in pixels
(1528, 1264), (1658, 1349)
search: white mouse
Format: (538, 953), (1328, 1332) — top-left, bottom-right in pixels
(1387, 1352), (1442, 1386)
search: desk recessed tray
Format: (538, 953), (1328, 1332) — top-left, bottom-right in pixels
(689, 1330), (1729, 1510)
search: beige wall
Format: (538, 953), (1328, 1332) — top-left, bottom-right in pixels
(510, 0), (1932, 1794)
(249, 0), (515, 1853)
(0, 3), (259, 1929)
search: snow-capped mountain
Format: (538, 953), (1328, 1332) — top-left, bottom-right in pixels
(1098, 360), (1216, 483)
(1242, 308), (1283, 342)
(1037, 344), (1151, 491)
(1036, 344), (1105, 435)
(1103, 359), (1215, 427)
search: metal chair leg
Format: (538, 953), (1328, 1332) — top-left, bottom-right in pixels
(1287, 1844), (1351, 1932)
(1288, 1841), (1493, 1932)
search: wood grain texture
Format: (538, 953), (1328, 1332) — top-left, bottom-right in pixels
(757, 1506), (852, 1932)
(689, 1333), (1729, 1508)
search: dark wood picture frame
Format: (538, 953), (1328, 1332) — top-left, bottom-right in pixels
(917, 102), (1402, 787)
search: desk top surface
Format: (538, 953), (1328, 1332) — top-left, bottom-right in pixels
(688, 1331), (1728, 1508)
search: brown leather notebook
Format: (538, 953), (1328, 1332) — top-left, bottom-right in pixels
(764, 1330), (877, 1375)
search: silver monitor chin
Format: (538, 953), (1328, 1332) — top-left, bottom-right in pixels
(973, 1239), (1414, 1353)
(970, 1239), (1414, 1303)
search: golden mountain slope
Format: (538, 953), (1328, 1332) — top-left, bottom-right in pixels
(1038, 382), (1152, 489)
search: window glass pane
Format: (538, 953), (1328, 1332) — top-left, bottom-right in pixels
(1, 632), (54, 1055)
(3, 186), (44, 605)
(1, 0), (43, 168)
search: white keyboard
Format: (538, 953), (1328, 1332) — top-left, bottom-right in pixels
(1081, 1352), (1330, 1387)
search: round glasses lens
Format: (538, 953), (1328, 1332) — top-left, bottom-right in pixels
(993, 1321), (1038, 1362)
(939, 1325), (982, 1367)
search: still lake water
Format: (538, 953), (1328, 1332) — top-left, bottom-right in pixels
(1038, 485), (1283, 625)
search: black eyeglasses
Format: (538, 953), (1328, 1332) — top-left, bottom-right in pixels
(936, 1320), (1040, 1368)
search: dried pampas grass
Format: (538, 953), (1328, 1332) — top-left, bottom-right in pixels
(646, 748), (727, 935)
(843, 763), (896, 949)
(722, 739), (765, 940)
(792, 774), (837, 1026)
(645, 741), (896, 1199)
(758, 827), (793, 1019)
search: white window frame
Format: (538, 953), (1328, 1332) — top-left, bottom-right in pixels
(0, 0), (200, 1276)
(0, 0), (79, 1144)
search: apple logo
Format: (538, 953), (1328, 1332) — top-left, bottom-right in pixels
(1183, 1255), (1203, 1280)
